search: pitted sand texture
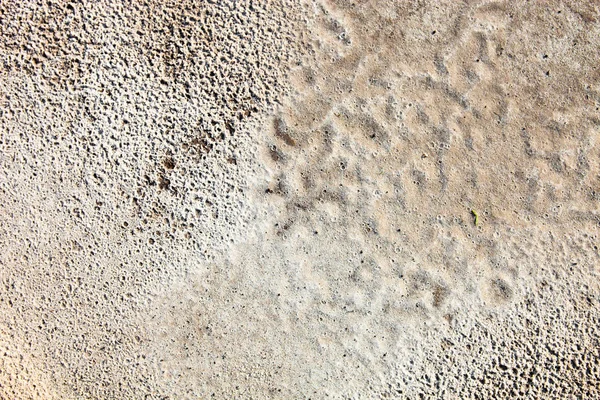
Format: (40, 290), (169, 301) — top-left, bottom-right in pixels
(1, 0), (600, 399)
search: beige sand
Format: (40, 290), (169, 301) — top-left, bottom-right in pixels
(1, 0), (599, 398)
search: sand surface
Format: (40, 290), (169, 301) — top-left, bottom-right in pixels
(1, 0), (599, 398)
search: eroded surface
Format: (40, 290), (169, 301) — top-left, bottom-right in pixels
(1, 0), (599, 398)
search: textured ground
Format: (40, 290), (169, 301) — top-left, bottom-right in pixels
(1, 0), (599, 399)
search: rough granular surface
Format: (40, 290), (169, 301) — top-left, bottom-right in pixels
(1, 0), (599, 399)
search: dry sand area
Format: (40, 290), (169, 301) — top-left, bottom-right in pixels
(1, 0), (600, 398)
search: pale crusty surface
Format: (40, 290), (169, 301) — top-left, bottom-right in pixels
(1, 0), (600, 399)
